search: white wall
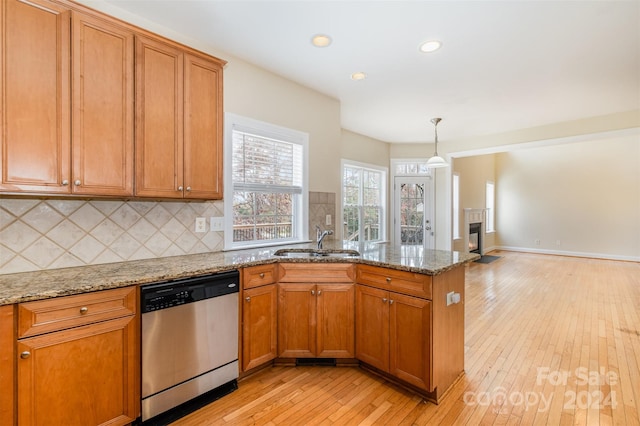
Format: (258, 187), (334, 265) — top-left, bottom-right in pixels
(495, 134), (640, 260)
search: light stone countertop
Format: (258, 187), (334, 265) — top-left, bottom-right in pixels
(0, 241), (479, 306)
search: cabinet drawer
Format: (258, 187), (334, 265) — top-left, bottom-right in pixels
(18, 286), (137, 338)
(242, 264), (278, 289)
(357, 265), (431, 299)
(278, 263), (355, 283)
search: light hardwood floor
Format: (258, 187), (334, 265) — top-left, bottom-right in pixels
(172, 251), (640, 425)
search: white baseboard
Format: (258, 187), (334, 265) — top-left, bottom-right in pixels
(495, 246), (640, 263)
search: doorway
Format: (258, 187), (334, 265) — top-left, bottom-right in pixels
(393, 176), (434, 249)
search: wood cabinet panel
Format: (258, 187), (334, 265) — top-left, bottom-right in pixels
(278, 263), (355, 283)
(357, 264), (431, 299)
(242, 264), (278, 290)
(184, 53), (223, 199)
(316, 283), (355, 358)
(390, 293), (431, 391)
(1, 0), (71, 193)
(355, 284), (389, 371)
(17, 286), (136, 338)
(242, 284), (277, 371)
(277, 283), (316, 358)
(0, 305), (15, 425)
(135, 35), (184, 198)
(17, 315), (138, 426)
(71, 12), (134, 196)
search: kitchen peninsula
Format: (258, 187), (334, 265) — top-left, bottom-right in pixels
(0, 243), (478, 425)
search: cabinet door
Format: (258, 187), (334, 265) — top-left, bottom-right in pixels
(278, 283), (315, 358)
(135, 35), (184, 198)
(355, 284), (389, 371)
(71, 12), (133, 196)
(317, 283), (354, 358)
(389, 292), (431, 390)
(17, 315), (139, 426)
(183, 53), (223, 199)
(242, 284), (277, 371)
(1, 0), (71, 193)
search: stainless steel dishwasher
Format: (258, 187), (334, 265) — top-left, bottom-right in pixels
(140, 270), (239, 423)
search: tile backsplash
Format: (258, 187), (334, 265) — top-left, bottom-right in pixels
(0, 198), (224, 274)
(308, 192), (336, 240)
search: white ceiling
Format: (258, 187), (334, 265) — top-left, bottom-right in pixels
(99, 0), (639, 143)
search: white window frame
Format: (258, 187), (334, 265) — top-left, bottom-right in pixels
(224, 113), (309, 249)
(453, 173), (460, 240)
(486, 180), (495, 233)
(341, 159), (387, 243)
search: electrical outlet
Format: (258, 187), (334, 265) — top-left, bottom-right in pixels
(195, 217), (207, 233)
(210, 217), (225, 232)
(556, 240), (561, 246)
(325, 214), (332, 226)
(535, 239), (541, 246)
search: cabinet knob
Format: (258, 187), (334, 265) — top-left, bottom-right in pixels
(259, 273), (265, 278)
(385, 277), (391, 283)
(80, 306), (88, 314)
(382, 298), (388, 303)
(61, 179), (69, 186)
(20, 351), (30, 359)
(245, 296), (251, 302)
(178, 186), (184, 191)
(186, 186), (192, 192)
(389, 299), (394, 305)
(311, 290), (315, 295)
(317, 290), (322, 296)
(74, 180), (81, 186)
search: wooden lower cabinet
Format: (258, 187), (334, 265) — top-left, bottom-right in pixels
(355, 284), (432, 391)
(278, 283), (355, 359)
(15, 288), (139, 426)
(242, 284), (278, 371)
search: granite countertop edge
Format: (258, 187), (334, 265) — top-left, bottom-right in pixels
(0, 242), (480, 306)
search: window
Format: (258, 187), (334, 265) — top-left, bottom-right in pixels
(342, 161), (386, 242)
(486, 181), (495, 233)
(224, 114), (308, 249)
(453, 173), (460, 239)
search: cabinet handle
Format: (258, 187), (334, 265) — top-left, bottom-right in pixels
(245, 297), (251, 302)
(20, 351), (30, 359)
(317, 290), (322, 296)
(74, 180), (81, 186)
(61, 179), (69, 186)
(311, 290), (315, 295)
(385, 277), (391, 283)
(389, 299), (394, 305)
(259, 273), (265, 278)
(79, 306), (88, 314)
(382, 298), (388, 303)
(186, 187), (192, 192)
(178, 186), (184, 191)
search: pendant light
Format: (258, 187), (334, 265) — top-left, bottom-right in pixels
(426, 117), (449, 168)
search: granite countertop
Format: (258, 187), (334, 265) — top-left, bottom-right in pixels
(0, 241), (479, 306)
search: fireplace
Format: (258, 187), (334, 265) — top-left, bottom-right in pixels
(468, 222), (481, 254)
(463, 208), (486, 255)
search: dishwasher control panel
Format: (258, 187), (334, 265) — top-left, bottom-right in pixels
(141, 270), (239, 313)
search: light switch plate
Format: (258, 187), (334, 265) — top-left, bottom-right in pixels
(325, 214), (332, 226)
(210, 216), (225, 232)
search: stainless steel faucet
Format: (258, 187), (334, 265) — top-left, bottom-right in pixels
(316, 225), (333, 249)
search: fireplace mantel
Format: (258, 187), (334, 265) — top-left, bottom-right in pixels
(463, 208), (486, 255)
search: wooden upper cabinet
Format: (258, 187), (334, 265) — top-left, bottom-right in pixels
(1, 0), (71, 193)
(135, 36), (224, 199)
(72, 12), (134, 196)
(184, 53), (223, 199)
(135, 35), (184, 198)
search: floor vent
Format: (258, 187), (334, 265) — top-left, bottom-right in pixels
(296, 358), (337, 367)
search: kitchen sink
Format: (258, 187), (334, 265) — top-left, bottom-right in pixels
(273, 248), (360, 258)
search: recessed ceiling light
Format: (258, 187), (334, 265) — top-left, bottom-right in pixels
(311, 34), (332, 47)
(351, 72), (367, 81)
(419, 40), (442, 53)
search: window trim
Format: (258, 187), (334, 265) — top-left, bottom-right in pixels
(224, 113), (309, 250)
(452, 173), (460, 240)
(341, 159), (388, 243)
(486, 180), (495, 233)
